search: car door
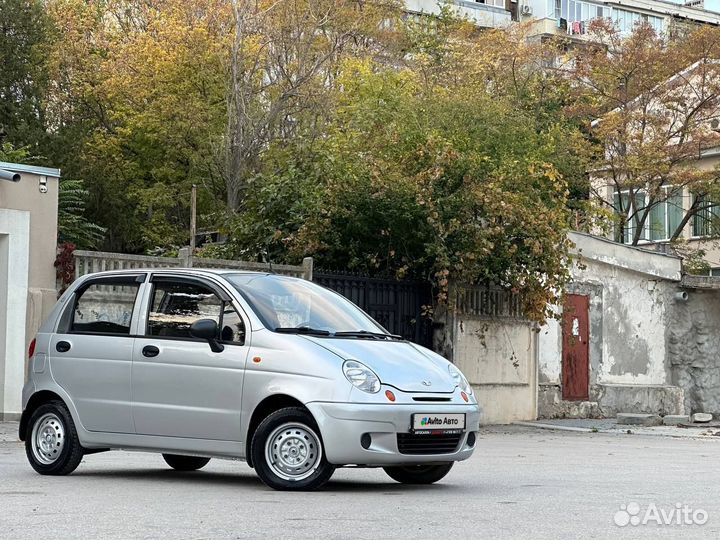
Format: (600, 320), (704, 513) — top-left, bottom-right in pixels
(49, 274), (145, 433)
(131, 274), (249, 441)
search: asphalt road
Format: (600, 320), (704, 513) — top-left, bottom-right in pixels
(1, 423), (718, 540)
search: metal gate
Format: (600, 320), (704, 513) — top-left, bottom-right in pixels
(313, 271), (433, 348)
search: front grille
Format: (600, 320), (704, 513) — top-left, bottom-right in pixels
(396, 432), (462, 455)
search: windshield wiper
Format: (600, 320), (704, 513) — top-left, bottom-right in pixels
(275, 326), (331, 336)
(333, 330), (403, 340)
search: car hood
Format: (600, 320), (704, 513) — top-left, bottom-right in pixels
(302, 337), (456, 393)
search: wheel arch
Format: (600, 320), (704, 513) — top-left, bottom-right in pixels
(19, 390), (67, 441)
(245, 394), (309, 468)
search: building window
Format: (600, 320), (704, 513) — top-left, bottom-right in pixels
(555, 0), (562, 18)
(475, 0), (505, 8)
(565, 0), (610, 34)
(614, 187), (684, 244)
(649, 191), (683, 241)
(612, 8), (663, 35)
(613, 190), (645, 243)
(692, 195), (720, 238)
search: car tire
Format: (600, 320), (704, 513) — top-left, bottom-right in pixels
(25, 400), (84, 476)
(383, 463), (454, 484)
(251, 407), (335, 491)
(162, 454), (211, 471)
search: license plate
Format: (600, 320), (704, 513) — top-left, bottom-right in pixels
(412, 413), (466, 432)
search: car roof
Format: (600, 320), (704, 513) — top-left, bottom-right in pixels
(77, 268), (296, 279)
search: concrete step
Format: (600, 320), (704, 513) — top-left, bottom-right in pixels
(662, 415), (690, 426)
(616, 413), (662, 426)
(692, 413), (713, 423)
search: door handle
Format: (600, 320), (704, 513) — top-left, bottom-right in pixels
(56, 341), (71, 353)
(142, 345), (160, 358)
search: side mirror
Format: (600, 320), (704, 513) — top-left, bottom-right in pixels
(189, 319), (225, 353)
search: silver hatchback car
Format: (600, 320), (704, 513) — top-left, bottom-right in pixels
(20, 269), (480, 490)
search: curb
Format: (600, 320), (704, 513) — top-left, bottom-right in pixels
(513, 421), (720, 440)
(514, 421), (595, 433)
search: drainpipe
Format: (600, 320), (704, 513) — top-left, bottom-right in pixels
(0, 169), (21, 183)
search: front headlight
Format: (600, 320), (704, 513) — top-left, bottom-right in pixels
(448, 363), (473, 395)
(343, 360), (381, 394)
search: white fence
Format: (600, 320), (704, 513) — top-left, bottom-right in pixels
(67, 249), (313, 286)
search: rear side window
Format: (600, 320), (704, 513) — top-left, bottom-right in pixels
(147, 280), (246, 344)
(71, 278), (141, 335)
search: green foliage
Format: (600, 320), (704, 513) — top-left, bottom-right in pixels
(227, 60), (573, 320)
(57, 179), (106, 249)
(0, 0), (50, 152)
(0, 142), (31, 163)
(43, 0), (229, 252)
(4, 2), (604, 321)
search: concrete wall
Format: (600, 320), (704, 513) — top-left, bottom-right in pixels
(538, 232), (685, 418)
(0, 210), (30, 419)
(435, 290), (538, 425)
(0, 163), (60, 419)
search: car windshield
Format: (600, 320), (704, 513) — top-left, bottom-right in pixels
(225, 274), (387, 335)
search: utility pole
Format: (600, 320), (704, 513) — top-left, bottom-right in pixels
(189, 184), (197, 268)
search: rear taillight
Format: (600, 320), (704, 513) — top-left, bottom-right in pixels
(28, 338), (36, 359)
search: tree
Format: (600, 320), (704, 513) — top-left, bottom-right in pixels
(571, 21), (720, 246)
(44, 0), (231, 251)
(223, 0), (401, 211)
(227, 57), (575, 321)
(0, 0), (50, 152)
(57, 179), (106, 248)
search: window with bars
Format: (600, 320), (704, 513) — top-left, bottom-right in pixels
(692, 195), (720, 238)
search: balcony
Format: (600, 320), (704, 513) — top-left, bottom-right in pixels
(405, 0), (512, 28)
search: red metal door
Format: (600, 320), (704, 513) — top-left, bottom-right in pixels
(562, 294), (590, 401)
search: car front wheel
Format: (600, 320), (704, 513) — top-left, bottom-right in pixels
(25, 400), (84, 476)
(383, 463), (454, 484)
(251, 407), (335, 491)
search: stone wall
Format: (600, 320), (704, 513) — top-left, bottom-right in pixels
(668, 289), (720, 415)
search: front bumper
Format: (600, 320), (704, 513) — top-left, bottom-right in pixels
(307, 401), (481, 466)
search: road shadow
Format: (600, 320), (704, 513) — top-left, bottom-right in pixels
(70, 467), (456, 493)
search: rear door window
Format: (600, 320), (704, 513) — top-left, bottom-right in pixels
(71, 277), (142, 335)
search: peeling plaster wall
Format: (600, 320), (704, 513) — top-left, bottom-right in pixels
(668, 290), (720, 415)
(573, 262), (670, 386)
(538, 233), (684, 418)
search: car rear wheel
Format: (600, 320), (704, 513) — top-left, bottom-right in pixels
(251, 407), (335, 491)
(383, 463), (454, 484)
(162, 454), (211, 471)
(25, 400), (84, 476)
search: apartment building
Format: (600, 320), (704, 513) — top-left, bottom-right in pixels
(406, 0), (720, 34)
(522, 0), (720, 37)
(405, 0), (513, 28)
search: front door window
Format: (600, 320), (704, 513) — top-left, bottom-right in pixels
(147, 280), (245, 345)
